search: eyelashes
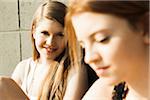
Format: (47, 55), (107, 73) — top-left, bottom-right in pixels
(41, 31), (49, 36)
(56, 32), (64, 37)
(79, 35), (111, 48)
(95, 35), (111, 43)
(99, 36), (111, 43)
(41, 31), (64, 37)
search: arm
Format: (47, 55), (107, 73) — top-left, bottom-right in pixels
(0, 76), (29, 100)
(63, 64), (88, 100)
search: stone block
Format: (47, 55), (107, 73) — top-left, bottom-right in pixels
(19, 0), (42, 30)
(0, 0), (19, 31)
(21, 31), (32, 60)
(0, 32), (20, 76)
(52, 0), (68, 5)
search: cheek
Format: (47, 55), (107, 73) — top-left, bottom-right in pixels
(35, 36), (45, 46)
(99, 40), (126, 64)
(54, 37), (66, 50)
(59, 40), (66, 50)
(107, 40), (132, 72)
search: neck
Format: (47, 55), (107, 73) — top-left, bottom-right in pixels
(126, 84), (148, 100)
(126, 52), (149, 99)
(38, 56), (56, 67)
(126, 69), (148, 99)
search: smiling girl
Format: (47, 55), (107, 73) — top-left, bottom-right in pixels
(10, 1), (88, 99)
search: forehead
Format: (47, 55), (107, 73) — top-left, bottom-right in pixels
(37, 18), (64, 32)
(71, 12), (129, 40)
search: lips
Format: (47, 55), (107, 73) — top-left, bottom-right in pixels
(96, 66), (110, 70)
(94, 66), (110, 76)
(44, 47), (58, 53)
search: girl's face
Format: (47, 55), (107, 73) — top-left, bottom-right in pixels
(33, 18), (66, 60)
(72, 12), (147, 85)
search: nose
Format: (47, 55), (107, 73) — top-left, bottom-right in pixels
(84, 47), (101, 64)
(46, 35), (54, 46)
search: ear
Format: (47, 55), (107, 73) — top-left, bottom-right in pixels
(143, 31), (149, 44)
(32, 25), (36, 39)
(33, 33), (36, 39)
(140, 12), (149, 44)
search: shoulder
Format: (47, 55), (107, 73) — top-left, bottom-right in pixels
(17, 57), (33, 66)
(11, 57), (33, 85)
(82, 78), (113, 100)
(13, 57), (33, 73)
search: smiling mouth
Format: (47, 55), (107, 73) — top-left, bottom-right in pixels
(45, 47), (57, 53)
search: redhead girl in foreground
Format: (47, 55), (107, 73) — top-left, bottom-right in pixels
(66, 0), (149, 100)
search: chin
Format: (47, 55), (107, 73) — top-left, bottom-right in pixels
(46, 56), (55, 60)
(100, 76), (121, 86)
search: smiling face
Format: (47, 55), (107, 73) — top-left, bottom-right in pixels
(33, 18), (66, 60)
(72, 12), (147, 85)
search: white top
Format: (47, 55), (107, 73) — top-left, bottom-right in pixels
(11, 57), (89, 100)
(12, 58), (38, 99)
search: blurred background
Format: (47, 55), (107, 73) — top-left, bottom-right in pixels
(0, 0), (67, 76)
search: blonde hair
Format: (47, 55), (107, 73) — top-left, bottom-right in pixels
(30, 0), (69, 99)
(38, 48), (70, 99)
(31, 0), (67, 61)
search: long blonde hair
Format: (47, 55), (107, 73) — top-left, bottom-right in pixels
(39, 48), (70, 99)
(30, 1), (69, 99)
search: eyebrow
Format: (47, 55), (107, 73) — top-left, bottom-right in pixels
(89, 28), (112, 38)
(79, 29), (112, 42)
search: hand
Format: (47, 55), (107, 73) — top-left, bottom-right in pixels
(0, 76), (29, 100)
